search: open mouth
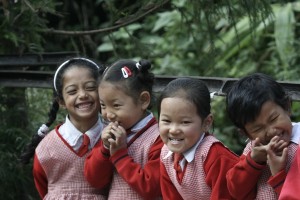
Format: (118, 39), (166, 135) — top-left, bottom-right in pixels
(169, 138), (184, 145)
(76, 102), (93, 110)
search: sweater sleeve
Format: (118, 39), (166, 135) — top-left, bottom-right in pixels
(204, 143), (239, 200)
(226, 152), (266, 200)
(160, 159), (184, 200)
(84, 140), (114, 189)
(267, 169), (286, 195)
(109, 136), (163, 199)
(33, 154), (48, 199)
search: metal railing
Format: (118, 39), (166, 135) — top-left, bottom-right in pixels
(1, 53), (300, 101)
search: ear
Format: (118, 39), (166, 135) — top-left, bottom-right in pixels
(139, 91), (151, 110)
(58, 98), (66, 109)
(203, 114), (213, 132)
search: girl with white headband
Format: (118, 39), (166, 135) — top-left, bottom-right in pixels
(20, 58), (108, 199)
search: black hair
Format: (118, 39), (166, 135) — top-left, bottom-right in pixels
(226, 73), (291, 134)
(19, 57), (101, 165)
(157, 77), (211, 121)
(99, 59), (155, 109)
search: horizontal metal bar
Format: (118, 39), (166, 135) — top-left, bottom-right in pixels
(0, 52), (78, 67)
(1, 73), (300, 101)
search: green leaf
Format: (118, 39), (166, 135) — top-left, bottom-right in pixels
(274, 3), (295, 68)
(97, 43), (113, 52)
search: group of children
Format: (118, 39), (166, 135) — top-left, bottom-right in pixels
(20, 57), (300, 200)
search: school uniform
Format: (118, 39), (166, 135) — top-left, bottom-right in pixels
(279, 125), (300, 200)
(33, 116), (107, 199)
(160, 133), (239, 200)
(226, 122), (300, 200)
(84, 112), (164, 200)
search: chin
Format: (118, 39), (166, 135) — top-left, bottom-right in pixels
(167, 145), (182, 153)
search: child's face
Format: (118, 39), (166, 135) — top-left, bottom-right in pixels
(98, 81), (148, 130)
(60, 67), (100, 126)
(159, 97), (208, 154)
(244, 100), (292, 145)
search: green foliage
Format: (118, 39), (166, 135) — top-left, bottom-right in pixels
(0, 0), (58, 53)
(0, 87), (38, 199)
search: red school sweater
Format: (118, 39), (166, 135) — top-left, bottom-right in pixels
(84, 117), (164, 200)
(226, 141), (298, 200)
(160, 134), (239, 200)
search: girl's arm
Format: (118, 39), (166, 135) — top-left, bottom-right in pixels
(204, 143), (239, 200)
(84, 140), (114, 189)
(109, 136), (163, 199)
(33, 154), (48, 199)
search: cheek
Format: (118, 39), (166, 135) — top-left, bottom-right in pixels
(159, 125), (167, 136)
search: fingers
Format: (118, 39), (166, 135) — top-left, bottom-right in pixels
(268, 136), (289, 156)
(281, 147), (288, 161)
(252, 137), (262, 147)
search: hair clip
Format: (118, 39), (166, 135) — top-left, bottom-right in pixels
(37, 124), (49, 137)
(136, 62), (141, 70)
(121, 66), (132, 78)
(210, 91), (216, 99)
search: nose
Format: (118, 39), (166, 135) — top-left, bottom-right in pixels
(169, 123), (180, 134)
(79, 90), (88, 98)
(103, 108), (116, 122)
(266, 126), (278, 138)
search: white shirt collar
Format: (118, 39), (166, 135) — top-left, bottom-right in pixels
(163, 133), (206, 163)
(291, 122), (300, 144)
(127, 112), (153, 142)
(59, 115), (103, 151)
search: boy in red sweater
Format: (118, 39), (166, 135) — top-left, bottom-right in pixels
(226, 73), (300, 199)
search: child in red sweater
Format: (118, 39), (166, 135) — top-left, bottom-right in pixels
(279, 143), (300, 200)
(84, 59), (163, 199)
(226, 73), (300, 199)
(20, 58), (107, 199)
(158, 77), (238, 200)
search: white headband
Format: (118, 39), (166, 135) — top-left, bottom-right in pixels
(53, 58), (99, 92)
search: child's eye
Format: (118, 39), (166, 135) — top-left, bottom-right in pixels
(270, 115), (278, 122)
(252, 127), (263, 133)
(182, 120), (191, 124)
(100, 103), (106, 108)
(160, 119), (171, 123)
(67, 90), (77, 95)
(86, 86), (97, 91)
(113, 104), (121, 108)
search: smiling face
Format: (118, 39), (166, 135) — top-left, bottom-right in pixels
(159, 97), (211, 153)
(244, 100), (292, 145)
(98, 81), (149, 130)
(60, 66), (100, 127)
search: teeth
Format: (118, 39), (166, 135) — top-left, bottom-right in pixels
(170, 138), (181, 141)
(77, 103), (92, 110)
(170, 138), (183, 144)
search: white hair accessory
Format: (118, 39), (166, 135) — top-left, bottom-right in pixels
(136, 62), (141, 70)
(37, 124), (49, 137)
(53, 58), (100, 92)
(210, 92), (216, 99)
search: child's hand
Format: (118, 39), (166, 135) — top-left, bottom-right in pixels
(250, 138), (268, 164)
(267, 136), (288, 176)
(107, 123), (127, 155)
(101, 122), (118, 149)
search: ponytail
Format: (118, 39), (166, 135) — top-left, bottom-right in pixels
(19, 94), (59, 165)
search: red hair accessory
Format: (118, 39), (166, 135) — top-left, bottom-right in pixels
(121, 66), (132, 78)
